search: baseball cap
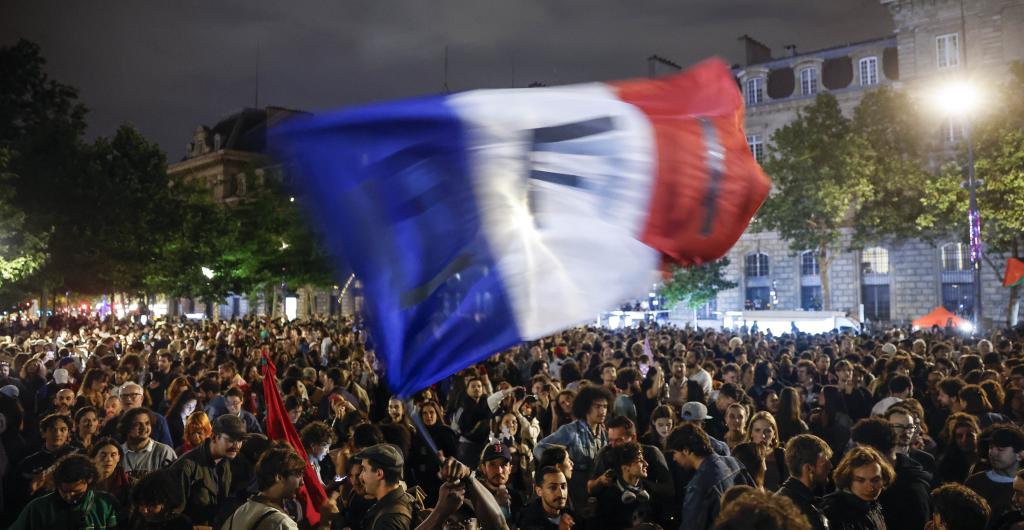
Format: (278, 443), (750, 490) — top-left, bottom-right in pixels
(680, 402), (712, 421)
(480, 441), (513, 464)
(212, 414), (248, 440)
(353, 443), (404, 469)
(53, 368), (70, 385)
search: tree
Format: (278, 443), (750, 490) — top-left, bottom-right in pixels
(849, 86), (933, 246)
(754, 93), (874, 310)
(659, 258), (737, 312)
(918, 62), (1024, 325)
(0, 148), (48, 290)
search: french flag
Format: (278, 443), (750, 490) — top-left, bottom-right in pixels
(272, 58), (769, 396)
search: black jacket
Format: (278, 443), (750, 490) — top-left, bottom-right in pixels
(518, 498), (571, 530)
(879, 453), (931, 530)
(776, 478), (828, 530)
(821, 490), (887, 530)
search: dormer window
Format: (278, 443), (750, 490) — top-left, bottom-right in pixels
(746, 76), (765, 105)
(799, 67), (819, 96)
(859, 57), (879, 86)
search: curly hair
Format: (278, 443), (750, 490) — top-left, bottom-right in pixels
(713, 489), (811, 530)
(832, 446), (895, 492)
(571, 384), (614, 421)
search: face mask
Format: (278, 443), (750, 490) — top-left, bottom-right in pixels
(656, 424), (672, 438)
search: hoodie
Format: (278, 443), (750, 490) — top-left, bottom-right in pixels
(821, 490), (886, 530)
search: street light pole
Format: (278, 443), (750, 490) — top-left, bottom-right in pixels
(963, 118), (983, 332)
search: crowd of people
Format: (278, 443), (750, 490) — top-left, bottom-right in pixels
(0, 312), (1022, 530)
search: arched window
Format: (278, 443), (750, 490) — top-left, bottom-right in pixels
(800, 250), (820, 276)
(941, 243), (971, 272)
(745, 253), (769, 277)
(861, 247), (889, 275)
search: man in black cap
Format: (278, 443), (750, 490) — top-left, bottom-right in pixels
(172, 413), (247, 528)
(478, 441), (526, 525)
(356, 443), (418, 530)
(965, 425), (1024, 518)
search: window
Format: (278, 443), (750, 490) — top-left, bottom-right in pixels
(942, 282), (974, 317)
(747, 134), (765, 163)
(801, 250), (820, 276)
(696, 298), (718, 319)
(941, 243), (971, 271)
(746, 77), (765, 105)
(861, 247), (889, 275)
(801, 286), (823, 310)
(799, 67), (819, 96)
(745, 253), (770, 277)
(745, 287), (771, 310)
(936, 33), (960, 69)
(859, 57), (879, 86)
(862, 284), (891, 321)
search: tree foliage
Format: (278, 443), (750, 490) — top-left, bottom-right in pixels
(754, 93), (874, 309)
(660, 258), (737, 310)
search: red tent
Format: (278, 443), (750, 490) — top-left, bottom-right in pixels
(1004, 258), (1024, 287)
(912, 306), (967, 329)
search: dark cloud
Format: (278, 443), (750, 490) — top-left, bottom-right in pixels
(1, 0), (892, 157)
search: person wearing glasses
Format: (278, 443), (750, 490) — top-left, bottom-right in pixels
(99, 382), (174, 446)
(886, 405), (936, 476)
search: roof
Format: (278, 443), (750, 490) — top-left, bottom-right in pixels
(737, 36), (897, 71)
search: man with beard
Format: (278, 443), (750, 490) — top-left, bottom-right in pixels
(478, 441), (526, 525)
(518, 467), (574, 530)
(777, 434), (833, 530)
(9, 454), (119, 529)
(173, 414), (247, 528)
(119, 407), (176, 480)
(223, 446), (306, 530)
(101, 382), (174, 446)
(686, 349), (712, 396)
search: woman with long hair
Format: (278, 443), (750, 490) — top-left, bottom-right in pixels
(959, 384), (1009, 429)
(811, 385), (853, 464)
(166, 388), (199, 448)
(90, 437), (131, 505)
(743, 411), (789, 491)
(162, 376), (192, 413)
(640, 404), (675, 451)
(722, 403), (748, 450)
(75, 369), (108, 410)
(934, 412), (980, 485)
(410, 399), (458, 507)
(732, 442), (767, 490)
(551, 389), (576, 432)
(775, 387), (809, 444)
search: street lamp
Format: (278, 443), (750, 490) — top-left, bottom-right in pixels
(931, 80), (983, 332)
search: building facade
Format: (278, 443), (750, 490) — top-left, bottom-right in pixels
(166, 107), (361, 320)
(708, 0), (1024, 327)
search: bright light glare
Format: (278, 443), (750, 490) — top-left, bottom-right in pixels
(201, 266), (215, 279)
(960, 321), (975, 333)
(931, 81), (981, 116)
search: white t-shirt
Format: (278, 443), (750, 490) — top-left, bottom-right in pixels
(688, 369), (713, 396)
(222, 500), (299, 530)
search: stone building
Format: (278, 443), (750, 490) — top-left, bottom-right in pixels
(166, 107), (361, 319)
(706, 0), (1024, 327)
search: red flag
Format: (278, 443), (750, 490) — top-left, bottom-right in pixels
(262, 351), (327, 526)
(1004, 258), (1024, 287)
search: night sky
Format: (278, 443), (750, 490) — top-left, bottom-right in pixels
(2, 1), (892, 158)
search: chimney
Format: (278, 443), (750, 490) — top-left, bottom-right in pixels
(784, 44), (798, 57)
(738, 34), (773, 66)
